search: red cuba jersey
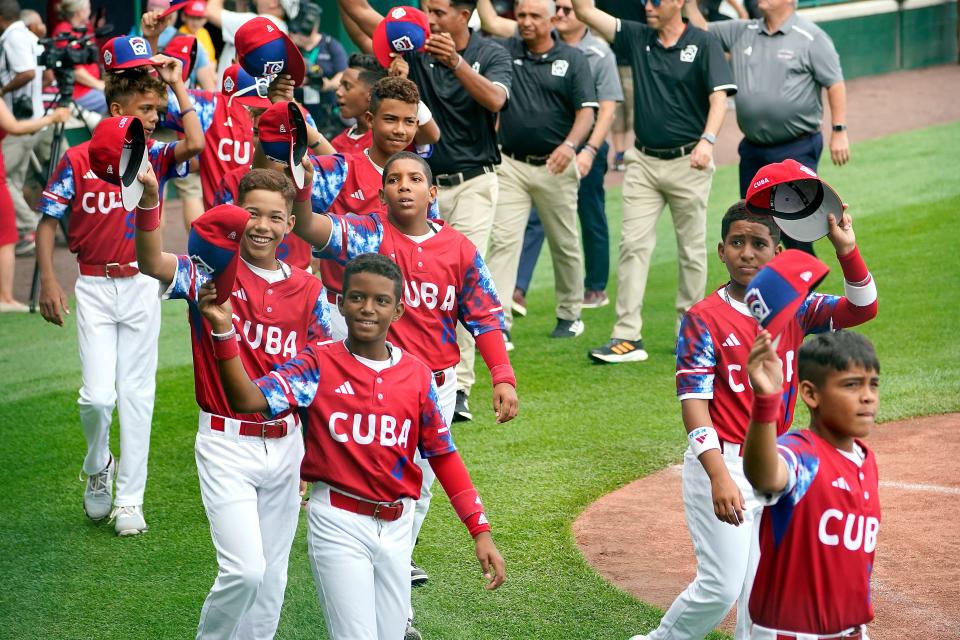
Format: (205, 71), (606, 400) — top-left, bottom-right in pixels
(319, 213), (504, 371)
(39, 139), (186, 265)
(164, 255), (332, 420)
(751, 431), (880, 634)
(254, 341), (453, 502)
(676, 288), (842, 443)
(330, 125), (372, 155)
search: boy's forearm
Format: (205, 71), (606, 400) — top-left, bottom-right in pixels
(743, 394), (788, 493)
(681, 399), (728, 480)
(215, 356), (269, 414)
(36, 217), (59, 283)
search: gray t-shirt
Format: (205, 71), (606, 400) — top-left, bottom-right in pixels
(575, 29), (624, 103)
(711, 13), (843, 145)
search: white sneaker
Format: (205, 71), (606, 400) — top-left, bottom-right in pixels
(111, 505), (148, 536)
(83, 456), (114, 521)
(627, 636), (651, 640)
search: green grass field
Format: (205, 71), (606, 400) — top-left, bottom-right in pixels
(1, 121), (959, 639)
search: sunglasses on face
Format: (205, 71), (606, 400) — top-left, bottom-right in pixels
(556, 5), (574, 14)
(640, 0), (663, 6)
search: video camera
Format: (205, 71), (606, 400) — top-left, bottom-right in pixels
(37, 25), (111, 104)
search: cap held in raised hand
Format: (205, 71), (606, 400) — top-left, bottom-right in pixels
(746, 159), (843, 243)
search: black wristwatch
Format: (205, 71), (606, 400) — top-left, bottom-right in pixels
(832, 124), (847, 132)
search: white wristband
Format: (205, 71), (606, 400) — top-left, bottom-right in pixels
(417, 100), (433, 126)
(843, 274), (877, 307)
(688, 426), (721, 458)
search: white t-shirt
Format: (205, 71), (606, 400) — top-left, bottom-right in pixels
(216, 11), (287, 83)
(0, 21), (43, 118)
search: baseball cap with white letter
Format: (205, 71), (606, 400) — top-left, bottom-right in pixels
(188, 205), (251, 304)
(372, 6), (431, 68)
(744, 249), (830, 337)
(234, 16), (306, 85)
(88, 116), (150, 211)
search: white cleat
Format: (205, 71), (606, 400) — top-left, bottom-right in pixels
(83, 456), (114, 521)
(111, 505), (148, 536)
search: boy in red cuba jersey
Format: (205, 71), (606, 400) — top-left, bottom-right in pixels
(745, 330), (881, 639)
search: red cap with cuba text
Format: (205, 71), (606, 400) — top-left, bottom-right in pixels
(745, 159), (843, 243)
(88, 116), (150, 212)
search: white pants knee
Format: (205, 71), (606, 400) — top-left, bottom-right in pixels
(411, 367), (457, 544)
(649, 447), (762, 640)
(194, 415), (304, 640)
(75, 272), (160, 506)
(307, 482), (415, 640)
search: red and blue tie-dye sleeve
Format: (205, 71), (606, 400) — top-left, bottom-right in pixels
(307, 286), (334, 346)
(676, 312), (716, 400)
(162, 88), (217, 133)
(38, 153), (75, 220)
(457, 247), (505, 337)
(148, 140), (190, 184)
(317, 213), (384, 265)
(764, 431), (821, 546)
(254, 347), (322, 417)
(796, 292), (841, 336)
(163, 254), (208, 303)
(418, 379), (457, 458)
(309, 153), (348, 213)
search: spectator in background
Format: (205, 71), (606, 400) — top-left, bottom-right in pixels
(0, 98), (70, 311)
(698, 0), (748, 21)
(329, 53), (386, 154)
(0, 0), (44, 256)
(134, 0), (216, 91)
(686, 0), (850, 255)
(179, 1), (216, 68)
(205, 0), (297, 82)
(53, 0), (106, 113)
(20, 8), (44, 38)
(289, 2), (348, 135)
(596, 0), (644, 171)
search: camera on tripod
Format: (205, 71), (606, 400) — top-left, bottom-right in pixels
(37, 26), (105, 105)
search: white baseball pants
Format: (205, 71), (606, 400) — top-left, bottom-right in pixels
(75, 272), (160, 507)
(410, 365), (457, 544)
(194, 413), (304, 640)
(648, 445), (763, 640)
(750, 624), (870, 640)
(307, 481), (415, 640)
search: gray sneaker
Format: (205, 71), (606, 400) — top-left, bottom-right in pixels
(411, 560), (429, 586)
(111, 505), (148, 536)
(83, 456), (114, 521)
(405, 623), (423, 640)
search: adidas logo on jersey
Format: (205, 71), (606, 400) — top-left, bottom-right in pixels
(335, 381), (356, 395)
(721, 333), (741, 347)
(83, 169), (98, 179)
(831, 477), (852, 492)
(349, 190), (365, 200)
(232, 288), (248, 301)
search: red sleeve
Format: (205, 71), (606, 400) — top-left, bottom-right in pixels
(429, 451), (491, 537)
(475, 329), (517, 387)
(837, 246), (869, 284)
(832, 246), (878, 329)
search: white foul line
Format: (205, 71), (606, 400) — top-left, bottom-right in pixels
(879, 480), (960, 496)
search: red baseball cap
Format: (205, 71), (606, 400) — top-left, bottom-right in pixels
(163, 34), (198, 81)
(234, 16), (305, 85)
(258, 101), (308, 188)
(182, 0), (206, 17)
(89, 116), (150, 211)
(160, 0), (192, 17)
(188, 205), (251, 304)
(745, 159), (843, 243)
(372, 6), (431, 68)
(100, 36), (155, 73)
(221, 63), (272, 109)
(744, 249), (830, 337)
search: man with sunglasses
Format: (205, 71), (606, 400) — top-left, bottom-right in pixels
(572, 0), (736, 367)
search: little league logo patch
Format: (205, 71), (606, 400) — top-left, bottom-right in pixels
(190, 254), (215, 275)
(129, 37), (149, 57)
(223, 76), (235, 93)
(103, 50), (113, 66)
(390, 7), (407, 18)
(744, 287), (771, 324)
(551, 59), (569, 77)
(263, 60), (285, 76)
(391, 35), (416, 52)
(679, 44), (698, 63)
(472, 61), (481, 72)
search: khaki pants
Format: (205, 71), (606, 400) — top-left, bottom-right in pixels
(3, 131), (39, 235)
(437, 171), (498, 394)
(612, 147), (714, 341)
(487, 153), (583, 328)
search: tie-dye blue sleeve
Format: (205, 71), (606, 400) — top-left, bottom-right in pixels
(458, 248), (505, 336)
(164, 254), (211, 303)
(676, 312), (716, 399)
(149, 140), (190, 183)
(317, 213), (384, 264)
(254, 348), (322, 417)
(307, 287), (334, 345)
(797, 292), (841, 336)
(163, 87), (216, 133)
(38, 154), (75, 219)
(418, 378), (457, 458)
(765, 431), (821, 547)
(214, 185), (235, 206)
(310, 154), (348, 212)
(427, 199), (440, 220)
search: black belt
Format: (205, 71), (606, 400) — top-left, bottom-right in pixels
(503, 151), (550, 166)
(434, 165), (496, 187)
(635, 140), (698, 160)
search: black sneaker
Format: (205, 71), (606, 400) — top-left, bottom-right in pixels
(503, 329), (514, 352)
(550, 318), (584, 338)
(453, 390), (472, 422)
(411, 560), (429, 586)
(588, 338), (649, 363)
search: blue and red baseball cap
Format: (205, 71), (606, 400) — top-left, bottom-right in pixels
(744, 249), (830, 337)
(101, 36), (154, 73)
(163, 34), (198, 82)
(258, 101), (308, 188)
(746, 159), (843, 243)
(182, 0), (206, 17)
(221, 63), (272, 109)
(188, 205), (250, 304)
(89, 116), (151, 211)
(372, 6), (431, 68)
(160, 0), (192, 17)
(234, 16), (305, 85)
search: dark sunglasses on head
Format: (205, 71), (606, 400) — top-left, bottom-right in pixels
(556, 5), (574, 14)
(640, 0), (663, 6)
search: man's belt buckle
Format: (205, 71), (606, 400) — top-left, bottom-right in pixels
(104, 262), (122, 278)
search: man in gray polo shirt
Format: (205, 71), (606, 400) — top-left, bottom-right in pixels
(686, 0), (850, 253)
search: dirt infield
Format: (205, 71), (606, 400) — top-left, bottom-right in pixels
(573, 414), (960, 639)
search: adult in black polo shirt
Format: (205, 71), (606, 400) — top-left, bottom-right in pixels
(485, 0), (596, 344)
(337, 0), (513, 426)
(573, 0), (736, 366)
